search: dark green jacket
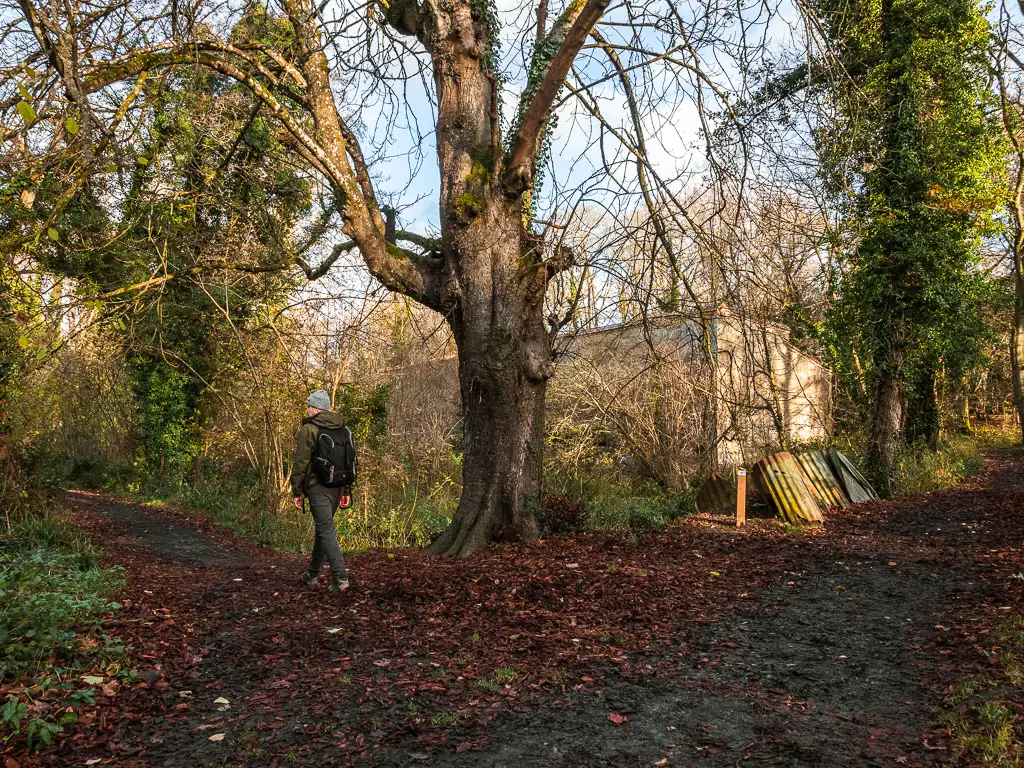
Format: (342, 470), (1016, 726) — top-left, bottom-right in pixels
(289, 410), (348, 497)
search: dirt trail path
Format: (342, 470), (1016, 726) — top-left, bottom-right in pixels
(80, 494), (249, 567)
(22, 452), (1024, 767)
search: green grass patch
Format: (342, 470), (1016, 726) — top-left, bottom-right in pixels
(1, 508), (127, 752)
(430, 713), (460, 727)
(994, 616), (1024, 687)
(541, 666), (569, 685)
(943, 702), (1022, 768)
(895, 426), (1019, 496)
(585, 490), (694, 537)
(1, 515), (124, 680)
(492, 665), (518, 685)
(939, 613), (1024, 767)
(893, 435), (984, 496)
(949, 679), (978, 703)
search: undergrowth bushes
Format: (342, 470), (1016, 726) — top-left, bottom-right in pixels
(36, 446), (695, 550)
(0, 516), (123, 679)
(32, 449), (461, 553)
(174, 478), (313, 554)
(585, 493), (692, 536)
(540, 479), (696, 539)
(163, 472), (457, 553)
(821, 423), (1016, 499)
(23, 422), (1017, 556)
(0, 498), (127, 753)
(892, 427), (1017, 497)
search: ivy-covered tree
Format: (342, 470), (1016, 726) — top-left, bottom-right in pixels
(815, 0), (1006, 492)
(2, 63), (313, 483)
(111, 70), (311, 481)
(994, 0), (1024, 444)
(0, 263), (22, 500)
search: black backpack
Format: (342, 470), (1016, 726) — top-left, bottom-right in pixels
(311, 426), (357, 488)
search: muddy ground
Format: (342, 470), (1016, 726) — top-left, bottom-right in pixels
(10, 451), (1024, 767)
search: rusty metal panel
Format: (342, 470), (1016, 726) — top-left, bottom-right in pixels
(752, 451), (824, 525)
(826, 447), (879, 503)
(797, 450), (850, 509)
(696, 473), (736, 513)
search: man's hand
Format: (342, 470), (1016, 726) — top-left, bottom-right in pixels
(293, 497), (303, 510)
(340, 495), (351, 509)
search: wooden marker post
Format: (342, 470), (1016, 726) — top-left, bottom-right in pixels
(736, 468), (747, 527)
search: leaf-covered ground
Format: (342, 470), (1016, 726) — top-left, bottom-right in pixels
(5, 450), (1023, 767)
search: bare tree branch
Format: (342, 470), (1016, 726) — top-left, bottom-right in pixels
(504, 0), (610, 195)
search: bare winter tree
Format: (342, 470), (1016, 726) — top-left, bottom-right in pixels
(995, 0), (1024, 443)
(2, 0), (784, 553)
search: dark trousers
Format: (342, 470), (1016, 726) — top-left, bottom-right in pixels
(306, 483), (347, 580)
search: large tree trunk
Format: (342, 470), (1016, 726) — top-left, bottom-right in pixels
(411, 0), (582, 555)
(1012, 214), (1024, 444)
(427, 350), (546, 555)
(866, 349), (905, 497)
(425, 203), (551, 556)
(998, 55), (1024, 444)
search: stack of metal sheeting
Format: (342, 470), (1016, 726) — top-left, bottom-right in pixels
(693, 446), (879, 526)
(752, 451), (825, 525)
(827, 447), (880, 504)
(797, 450), (850, 509)
(695, 473), (738, 514)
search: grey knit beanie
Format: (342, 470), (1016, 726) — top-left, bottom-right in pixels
(306, 389), (331, 411)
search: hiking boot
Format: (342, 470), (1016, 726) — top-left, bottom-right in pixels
(328, 577), (350, 593)
(300, 571), (319, 586)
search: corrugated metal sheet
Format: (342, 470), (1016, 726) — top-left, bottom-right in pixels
(753, 451), (824, 525)
(797, 450), (850, 509)
(827, 447), (879, 503)
(696, 473), (736, 513)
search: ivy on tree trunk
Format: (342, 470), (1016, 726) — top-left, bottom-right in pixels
(815, 0), (1007, 492)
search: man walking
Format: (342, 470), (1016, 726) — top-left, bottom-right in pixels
(290, 390), (352, 592)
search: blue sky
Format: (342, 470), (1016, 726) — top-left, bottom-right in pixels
(301, 0), (811, 324)
(315, 0), (803, 235)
